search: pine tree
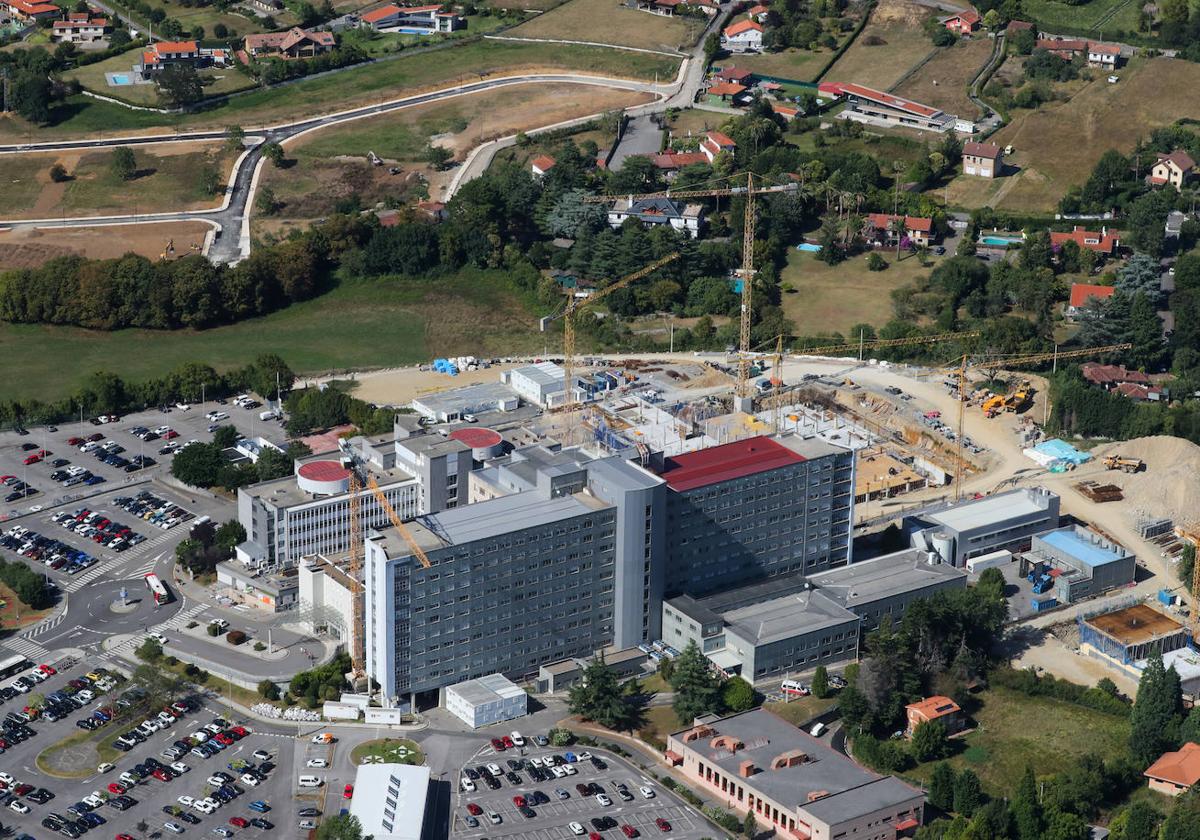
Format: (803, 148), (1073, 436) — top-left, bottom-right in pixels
(929, 762), (956, 812)
(1130, 652), (1182, 764)
(911, 720), (950, 763)
(952, 769), (984, 817)
(812, 666), (829, 699)
(568, 656), (627, 730)
(1011, 764), (1042, 840)
(670, 640), (722, 723)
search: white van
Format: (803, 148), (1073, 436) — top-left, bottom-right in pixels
(298, 775), (324, 788)
(809, 722), (826, 737)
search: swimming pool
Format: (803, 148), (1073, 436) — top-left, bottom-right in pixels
(795, 242), (822, 252)
(980, 235), (1022, 247)
(109, 73), (131, 85)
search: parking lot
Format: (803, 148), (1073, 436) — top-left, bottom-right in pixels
(454, 742), (708, 840)
(0, 656), (302, 840)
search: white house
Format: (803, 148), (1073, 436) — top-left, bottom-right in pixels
(721, 19), (763, 52)
(608, 196), (704, 237)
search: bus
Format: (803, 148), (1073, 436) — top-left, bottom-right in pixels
(145, 573), (171, 606)
(0, 654), (33, 680)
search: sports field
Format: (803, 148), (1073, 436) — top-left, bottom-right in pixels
(0, 271), (544, 404)
(946, 57), (1200, 212)
(825, 0), (935, 91)
(511, 0), (705, 51)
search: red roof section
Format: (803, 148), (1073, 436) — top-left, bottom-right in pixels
(362, 4), (401, 23)
(1069, 283), (1116, 308)
(705, 130), (735, 148)
(450, 427), (503, 449)
(1080, 362), (1150, 385)
(649, 151), (708, 169)
(531, 154), (557, 172)
(707, 81), (746, 96)
(659, 436), (805, 492)
(715, 66), (754, 82)
(724, 19), (762, 36)
(1051, 226), (1120, 253)
(866, 213), (932, 233)
(1157, 150), (1196, 171)
(1145, 742), (1200, 788)
(838, 82), (941, 118)
(963, 141), (1001, 159)
(298, 460), (351, 482)
(907, 695), (962, 720)
(155, 40), (198, 53)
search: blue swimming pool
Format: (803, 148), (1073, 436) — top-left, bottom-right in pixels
(980, 235), (1022, 247)
(110, 73), (131, 85)
(796, 242), (822, 252)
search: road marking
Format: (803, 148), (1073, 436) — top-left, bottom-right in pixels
(1, 636), (50, 660)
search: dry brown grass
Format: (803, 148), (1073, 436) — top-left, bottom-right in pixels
(0, 221), (213, 269)
(512, 0), (704, 51)
(946, 57), (1200, 213)
(895, 38), (992, 119)
(826, 0), (936, 90)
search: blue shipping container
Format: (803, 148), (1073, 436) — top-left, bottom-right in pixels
(1031, 597), (1058, 612)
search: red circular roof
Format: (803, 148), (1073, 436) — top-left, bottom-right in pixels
(298, 460), (351, 482)
(450, 427), (503, 449)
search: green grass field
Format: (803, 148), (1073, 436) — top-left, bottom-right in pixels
(0, 271), (544, 404)
(1021, 0), (1141, 37)
(780, 248), (935, 336)
(122, 0), (290, 36)
(0, 153), (52, 214)
(60, 147), (234, 214)
(67, 51), (255, 107)
(904, 687), (1130, 795)
(512, 0), (704, 51)
(340, 14), (507, 56)
(2, 40), (678, 142)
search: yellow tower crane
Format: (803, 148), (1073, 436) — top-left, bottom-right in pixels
(583, 174), (800, 398)
(541, 252), (680, 441)
(941, 343), (1132, 500)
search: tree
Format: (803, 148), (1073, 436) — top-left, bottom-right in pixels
(257, 680), (280, 701)
(1130, 652), (1182, 765)
(1179, 542), (1196, 589)
(135, 638), (163, 662)
(10, 70), (53, 124)
(911, 719), (950, 763)
(315, 813), (365, 840)
(1011, 26), (1036, 53)
(49, 163), (69, 183)
(812, 666), (829, 699)
(952, 769), (983, 817)
(1011, 764), (1042, 840)
(929, 762), (956, 811)
(262, 142), (285, 167)
(170, 441), (227, 488)
(215, 520), (247, 553)
(867, 252), (888, 271)
(982, 9), (1001, 28)
(258, 186), (281, 215)
(1043, 810), (1088, 840)
(157, 64), (204, 108)
(567, 656), (629, 730)
(424, 144), (454, 171)
(722, 677), (756, 712)
(670, 640), (722, 723)
(1118, 802), (1160, 840)
(703, 32), (720, 62)
(111, 147), (137, 181)
(199, 166), (221, 196)
(742, 810), (757, 839)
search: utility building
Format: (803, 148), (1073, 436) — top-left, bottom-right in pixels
(444, 673), (527, 729)
(1027, 526), (1135, 603)
(904, 488), (1060, 567)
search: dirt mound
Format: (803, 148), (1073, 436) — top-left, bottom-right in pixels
(1090, 436), (1200, 528)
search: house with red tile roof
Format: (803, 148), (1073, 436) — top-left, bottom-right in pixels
(706, 81), (748, 103)
(713, 65), (754, 84)
(360, 3), (463, 33)
(962, 141), (1002, 178)
(941, 9), (980, 35)
(647, 151), (709, 175)
(746, 3), (769, 22)
(52, 14), (110, 43)
(769, 101), (799, 120)
(1067, 283), (1116, 317)
(1151, 150), (1195, 191)
(530, 155), (557, 178)
(137, 40), (231, 74)
(864, 214), (935, 248)
(722, 19), (763, 52)
(6, 0), (59, 20)
(631, 0), (681, 16)
(1037, 36), (1087, 59)
(1080, 362), (1150, 388)
(244, 27), (336, 59)
(1006, 19), (1034, 33)
(1051, 226), (1120, 256)
(700, 130), (736, 163)
(1087, 41), (1121, 67)
(905, 696), (964, 736)
(1145, 743), (1200, 796)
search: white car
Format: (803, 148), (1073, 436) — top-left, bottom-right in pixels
(551, 765), (566, 778)
(569, 823), (586, 836)
(207, 775), (226, 787)
(9, 800), (28, 814)
(563, 764), (577, 776)
(487, 811), (502, 825)
(461, 778), (475, 792)
(97, 763), (115, 774)
(176, 403), (191, 411)
(193, 801), (215, 814)
(83, 794), (104, 808)
(577, 751), (592, 761)
(486, 763), (502, 777)
(153, 425), (171, 435)
(120, 772), (138, 786)
(149, 632), (168, 645)
(596, 793), (612, 807)
(171, 762), (190, 775)
(510, 731), (525, 747)
(252, 750), (271, 761)
(241, 774), (260, 787)
(639, 786), (655, 799)
(531, 757), (544, 768)
(177, 796), (195, 808)
(205, 723), (223, 735)
(0, 772), (16, 785)
(209, 619), (230, 631)
(306, 759), (328, 768)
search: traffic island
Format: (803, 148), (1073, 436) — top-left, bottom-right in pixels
(36, 728), (122, 780)
(350, 738), (424, 766)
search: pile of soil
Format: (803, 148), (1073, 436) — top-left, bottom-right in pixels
(1090, 436), (1200, 528)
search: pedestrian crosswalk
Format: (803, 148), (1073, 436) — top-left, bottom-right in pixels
(2, 636), (50, 661)
(106, 602), (208, 658)
(24, 610), (67, 639)
(126, 529), (176, 556)
(64, 556), (126, 592)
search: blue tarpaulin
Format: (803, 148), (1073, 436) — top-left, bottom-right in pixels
(1033, 439), (1091, 465)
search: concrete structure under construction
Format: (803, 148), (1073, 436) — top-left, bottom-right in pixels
(297, 553), (359, 651)
(904, 487), (1060, 568)
(664, 709), (924, 840)
(1079, 603), (1189, 665)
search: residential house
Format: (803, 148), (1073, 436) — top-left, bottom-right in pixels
(769, 101), (800, 120)
(1087, 42), (1121, 68)
(905, 696), (964, 737)
(706, 81), (748, 104)
(137, 41), (230, 74)
(243, 27), (336, 59)
(1066, 283), (1116, 318)
(52, 13), (110, 43)
(941, 10), (980, 35)
(415, 200), (447, 222)
(246, 0), (284, 13)
(1150, 150), (1195, 191)
(681, 0), (719, 14)
(1145, 743), (1200, 797)
(747, 3), (769, 22)
(608, 196), (704, 237)
(864, 213), (935, 248)
(1050, 226), (1121, 255)
(713, 65), (755, 85)
(632, 0), (680, 16)
(700, 130), (736, 163)
(1079, 364), (1166, 402)
(1005, 19), (1034, 34)
(6, 0), (60, 21)
(530, 155), (556, 178)
(648, 151), (708, 178)
(722, 19), (763, 52)
(360, 4), (464, 33)
(1036, 37), (1086, 59)
(962, 141), (1002, 178)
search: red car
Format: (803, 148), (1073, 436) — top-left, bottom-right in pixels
(343, 784), (354, 799)
(231, 725), (249, 737)
(67, 437), (84, 446)
(655, 819), (672, 833)
(466, 804), (482, 816)
(14, 783), (32, 796)
(152, 769), (171, 781)
(490, 737), (505, 751)
(215, 733), (234, 745)
(107, 783), (127, 795)
(117, 835), (136, 840)
(22, 455), (41, 465)
(230, 817), (249, 828)
(502, 736), (514, 749)
(590, 834), (603, 840)
(512, 796), (525, 807)
(622, 825), (639, 838)
(35, 449), (51, 457)
(164, 429), (179, 439)
(87, 433), (104, 442)
(37, 663), (56, 675)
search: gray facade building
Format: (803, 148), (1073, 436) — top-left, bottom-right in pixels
(904, 487), (1060, 568)
(662, 436), (855, 596)
(1028, 526), (1136, 603)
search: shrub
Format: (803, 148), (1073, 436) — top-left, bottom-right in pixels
(207, 624), (220, 637)
(257, 680), (280, 700)
(253, 641), (266, 651)
(164, 656), (178, 666)
(226, 630), (247, 645)
(186, 621), (198, 629)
